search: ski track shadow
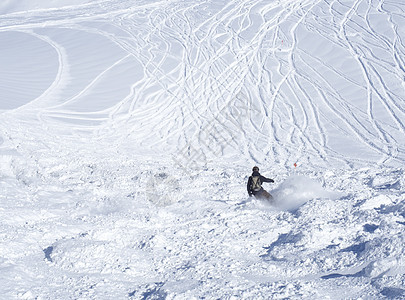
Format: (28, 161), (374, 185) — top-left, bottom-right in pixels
(43, 246), (54, 262)
(129, 282), (167, 299)
(339, 242), (367, 258)
(322, 273), (405, 299)
(260, 232), (304, 260)
(380, 287), (405, 299)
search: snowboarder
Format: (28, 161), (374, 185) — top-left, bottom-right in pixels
(247, 166), (274, 201)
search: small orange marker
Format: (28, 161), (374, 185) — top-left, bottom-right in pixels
(294, 163), (297, 168)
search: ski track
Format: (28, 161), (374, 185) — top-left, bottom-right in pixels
(1, 0), (405, 299)
(1, 0), (401, 167)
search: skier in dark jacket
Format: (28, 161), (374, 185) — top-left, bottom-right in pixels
(247, 166), (274, 200)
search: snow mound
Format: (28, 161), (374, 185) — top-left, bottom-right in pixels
(272, 175), (341, 211)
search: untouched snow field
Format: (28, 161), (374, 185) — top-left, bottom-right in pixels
(1, 0), (405, 298)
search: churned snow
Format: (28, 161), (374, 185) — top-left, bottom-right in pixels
(0, 0), (405, 299)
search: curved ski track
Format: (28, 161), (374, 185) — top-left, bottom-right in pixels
(1, 0), (404, 169)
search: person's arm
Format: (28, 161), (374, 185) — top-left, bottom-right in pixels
(247, 176), (253, 196)
(261, 175), (274, 183)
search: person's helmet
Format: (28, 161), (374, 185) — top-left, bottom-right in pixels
(252, 166), (259, 172)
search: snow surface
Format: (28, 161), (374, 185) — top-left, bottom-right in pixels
(1, 0), (405, 299)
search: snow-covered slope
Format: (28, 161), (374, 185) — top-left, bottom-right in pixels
(1, 0), (404, 299)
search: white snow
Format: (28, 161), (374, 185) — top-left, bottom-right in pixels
(1, 0), (405, 299)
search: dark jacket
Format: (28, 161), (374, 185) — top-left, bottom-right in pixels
(247, 171), (274, 196)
